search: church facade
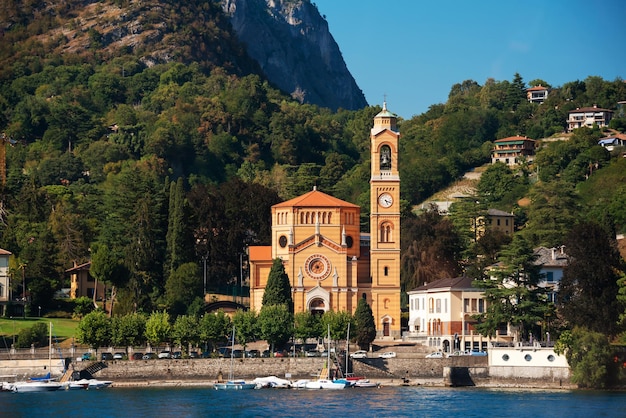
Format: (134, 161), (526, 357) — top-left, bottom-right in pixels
(248, 104), (401, 339)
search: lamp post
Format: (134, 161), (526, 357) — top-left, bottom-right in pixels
(202, 253), (208, 297)
(20, 263), (26, 319)
(239, 252), (243, 304)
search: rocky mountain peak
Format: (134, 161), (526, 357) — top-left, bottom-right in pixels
(220, 0), (367, 111)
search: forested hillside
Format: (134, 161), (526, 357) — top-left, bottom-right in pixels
(0, 0), (625, 322)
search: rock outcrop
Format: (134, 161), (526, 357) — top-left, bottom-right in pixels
(221, 0), (368, 111)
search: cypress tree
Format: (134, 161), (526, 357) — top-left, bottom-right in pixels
(262, 258), (294, 312)
(353, 295), (376, 350)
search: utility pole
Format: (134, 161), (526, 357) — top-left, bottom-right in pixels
(202, 253), (208, 297)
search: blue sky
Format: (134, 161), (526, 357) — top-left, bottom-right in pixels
(313, 0), (626, 119)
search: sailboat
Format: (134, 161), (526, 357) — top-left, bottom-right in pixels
(214, 326), (257, 390)
(303, 326), (345, 390)
(334, 323), (378, 388)
(10, 323), (62, 392)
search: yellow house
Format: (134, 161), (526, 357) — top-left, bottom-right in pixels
(67, 261), (105, 300)
(248, 104), (402, 339)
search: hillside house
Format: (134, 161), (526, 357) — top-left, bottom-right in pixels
(567, 105), (613, 132)
(533, 246), (569, 304)
(491, 136), (536, 166)
(66, 261), (105, 300)
(526, 85), (549, 104)
(405, 276), (513, 353)
(0, 248), (11, 316)
(598, 135), (626, 151)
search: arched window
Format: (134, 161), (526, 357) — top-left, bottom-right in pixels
(380, 222), (393, 242)
(380, 145), (391, 170)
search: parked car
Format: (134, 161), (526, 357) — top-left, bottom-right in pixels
(158, 351), (171, 359)
(101, 352), (113, 361)
(131, 353), (143, 360)
(171, 351), (182, 359)
(350, 350), (368, 359)
(305, 350), (320, 357)
(142, 353), (157, 360)
(232, 349), (244, 358)
(425, 351), (443, 359)
(113, 352), (125, 360)
(261, 350), (271, 358)
(273, 350), (286, 358)
(189, 351), (199, 359)
(217, 347), (231, 357)
(378, 351), (396, 359)
(446, 351), (466, 358)
(81, 352), (92, 361)
(469, 349), (488, 356)
(246, 349), (260, 358)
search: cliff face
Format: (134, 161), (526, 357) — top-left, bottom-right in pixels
(221, 0), (368, 111)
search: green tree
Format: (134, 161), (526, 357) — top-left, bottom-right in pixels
(144, 311), (172, 347)
(73, 296), (95, 318)
(294, 311), (322, 343)
(258, 304), (294, 353)
(77, 310), (112, 351)
(172, 315), (200, 351)
(165, 262), (202, 317)
(262, 258), (293, 312)
(353, 296), (376, 350)
(559, 221), (624, 337)
(473, 235), (550, 341)
(320, 310), (353, 343)
(198, 310), (232, 353)
(111, 313), (146, 348)
(90, 243), (130, 315)
(555, 327), (615, 389)
(16, 322), (48, 348)
(165, 177), (194, 279)
(232, 310), (258, 351)
(520, 180), (581, 247)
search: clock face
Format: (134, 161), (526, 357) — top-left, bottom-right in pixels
(304, 254), (331, 280)
(378, 193), (393, 208)
(278, 235), (287, 248)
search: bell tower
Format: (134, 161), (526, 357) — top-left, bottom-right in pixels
(369, 102), (401, 339)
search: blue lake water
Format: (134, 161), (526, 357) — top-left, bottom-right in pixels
(2, 386), (625, 417)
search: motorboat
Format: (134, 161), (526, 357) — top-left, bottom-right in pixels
(73, 378), (113, 389)
(10, 380), (62, 392)
(303, 378), (346, 390)
(354, 379), (380, 388)
(252, 376), (292, 388)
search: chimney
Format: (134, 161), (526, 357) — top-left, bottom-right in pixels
(551, 247), (556, 260)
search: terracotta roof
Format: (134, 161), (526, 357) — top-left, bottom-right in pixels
(248, 245), (272, 262)
(273, 188), (359, 209)
(0, 248), (12, 255)
(568, 106), (613, 113)
(408, 276), (477, 293)
(526, 85), (548, 91)
(494, 136), (535, 143)
(65, 261), (91, 272)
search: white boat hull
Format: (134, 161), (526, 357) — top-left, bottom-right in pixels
(11, 381), (62, 392)
(304, 379), (346, 390)
(252, 376), (292, 388)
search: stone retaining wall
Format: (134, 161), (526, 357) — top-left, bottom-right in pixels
(92, 356), (488, 382)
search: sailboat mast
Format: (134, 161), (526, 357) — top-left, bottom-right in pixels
(345, 323), (350, 376)
(48, 322), (52, 372)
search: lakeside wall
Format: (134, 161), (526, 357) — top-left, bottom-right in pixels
(0, 352), (573, 389)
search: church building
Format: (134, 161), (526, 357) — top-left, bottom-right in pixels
(248, 104), (402, 339)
